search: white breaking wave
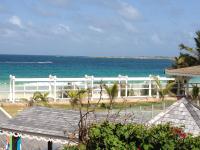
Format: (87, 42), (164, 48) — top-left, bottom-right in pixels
(0, 61), (53, 64)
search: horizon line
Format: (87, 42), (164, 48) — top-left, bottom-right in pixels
(0, 53), (175, 59)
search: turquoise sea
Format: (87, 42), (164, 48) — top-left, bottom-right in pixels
(0, 55), (173, 84)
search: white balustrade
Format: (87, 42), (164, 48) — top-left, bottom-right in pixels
(8, 75), (175, 102)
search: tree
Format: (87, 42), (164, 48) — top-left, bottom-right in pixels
(32, 92), (49, 102)
(173, 31), (200, 68)
(29, 92), (49, 107)
(66, 89), (89, 143)
(192, 85), (199, 100)
(66, 89), (87, 108)
(103, 83), (118, 110)
(153, 76), (175, 101)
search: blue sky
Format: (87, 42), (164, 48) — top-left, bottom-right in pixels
(0, 0), (199, 57)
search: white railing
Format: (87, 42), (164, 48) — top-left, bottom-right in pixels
(8, 75), (175, 103)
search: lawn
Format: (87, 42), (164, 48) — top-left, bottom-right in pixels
(1, 99), (176, 117)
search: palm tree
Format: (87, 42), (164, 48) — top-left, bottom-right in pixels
(30, 92), (49, 106)
(173, 31), (200, 68)
(66, 89), (88, 143)
(66, 89), (87, 108)
(33, 92), (49, 102)
(103, 83), (118, 110)
(153, 76), (175, 101)
(192, 85), (199, 100)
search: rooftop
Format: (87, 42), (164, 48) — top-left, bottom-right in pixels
(149, 98), (200, 135)
(0, 106), (110, 145)
(165, 65), (200, 77)
(0, 107), (82, 143)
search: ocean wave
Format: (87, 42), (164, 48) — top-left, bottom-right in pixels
(0, 61), (53, 64)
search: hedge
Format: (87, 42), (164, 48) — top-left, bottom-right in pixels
(64, 122), (200, 150)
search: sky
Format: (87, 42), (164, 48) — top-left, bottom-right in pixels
(0, 0), (199, 57)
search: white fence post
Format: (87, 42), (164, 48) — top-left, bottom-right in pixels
(73, 83), (75, 90)
(125, 76), (128, 97)
(23, 85), (26, 98)
(12, 76), (15, 103)
(9, 75), (13, 102)
(49, 75), (53, 97)
(118, 75), (121, 98)
(54, 76), (57, 101)
(156, 75), (160, 99)
(85, 75), (88, 90)
(61, 86), (64, 99)
(149, 75), (152, 97)
(91, 76), (94, 100)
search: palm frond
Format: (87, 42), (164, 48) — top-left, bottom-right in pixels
(179, 44), (193, 52)
(66, 89), (87, 107)
(103, 84), (112, 99)
(166, 82), (175, 90)
(43, 92), (49, 98)
(163, 82), (175, 95)
(111, 83), (118, 100)
(103, 83), (118, 100)
(152, 76), (162, 89)
(32, 92), (49, 105)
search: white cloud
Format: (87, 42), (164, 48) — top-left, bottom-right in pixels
(151, 34), (163, 44)
(8, 16), (23, 28)
(53, 24), (71, 34)
(121, 20), (138, 32)
(118, 2), (140, 20)
(0, 28), (17, 37)
(58, 24), (71, 32)
(88, 25), (103, 33)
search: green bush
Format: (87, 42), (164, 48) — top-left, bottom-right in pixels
(100, 103), (106, 109)
(192, 85), (199, 100)
(121, 89), (135, 96)
(63, 144), (86, 150)
(86, 122), (200, 150)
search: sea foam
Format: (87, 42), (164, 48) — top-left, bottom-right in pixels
(0, 61), (53, 64)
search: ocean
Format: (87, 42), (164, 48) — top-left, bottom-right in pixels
(0, 55), (173, 84)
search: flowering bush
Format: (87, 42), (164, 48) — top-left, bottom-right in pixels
(86, 122), (200, 150)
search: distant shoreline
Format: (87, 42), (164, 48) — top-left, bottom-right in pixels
(93, 56), (174, 60)
(0, 54), (174, 60)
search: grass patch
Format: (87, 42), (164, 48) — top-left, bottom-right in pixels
(1, 100), (176, 117)
(2, 105), (27, 117)
(100, 100), (175, 110)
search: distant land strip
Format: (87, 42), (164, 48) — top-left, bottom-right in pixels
(93, 56), (174, 60)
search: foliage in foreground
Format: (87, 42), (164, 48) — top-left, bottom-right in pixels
(87, 122), (200, 150)
(64, 122), (200, 150)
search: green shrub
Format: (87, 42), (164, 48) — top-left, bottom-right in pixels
(63, 144), (86, 150)
(192, 85), (199, 100)
(121, 89), (135, 96)
(86, 122), (200, 150)
(128, 89), (135, 96)
(100, 103), (106, 109)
